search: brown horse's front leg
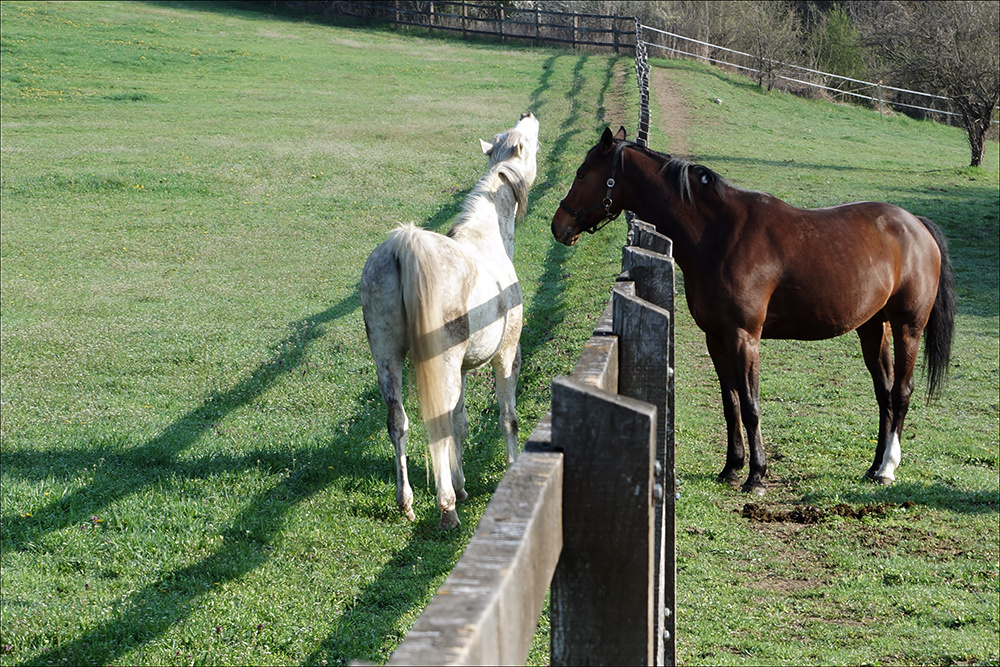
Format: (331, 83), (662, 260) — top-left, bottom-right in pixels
(706, 335), (748, 487)
(707, 329), (767, 495)
(716, 330), (767, 495)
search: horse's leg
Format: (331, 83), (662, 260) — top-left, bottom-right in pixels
(492, 342), (521, 466)
(373, 354), (414, 522)
(429, 355), (465, 529)
(735, 331), (766, 495)
(873, 321), (921, 484)
(857, 318), (894, 481)
(451, 372), (469, 503)
(705, 334), (746, 486)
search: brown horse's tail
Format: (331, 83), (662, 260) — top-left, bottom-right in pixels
(918, 216), (955, 400)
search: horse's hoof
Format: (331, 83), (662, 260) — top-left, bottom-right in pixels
(717, 471), (742, 487)
(742, 482), (766, 496)
(402, 508), (415, 522)
(872, 475), (894, 486)
(456, 488), (468, 502)
(438, 509), (460, 530)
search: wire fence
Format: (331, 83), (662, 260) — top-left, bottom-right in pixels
(639, 24), (999, 125)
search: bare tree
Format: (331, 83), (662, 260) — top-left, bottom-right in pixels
(857, 0), (999, 167)
(736, 1), (804, 90)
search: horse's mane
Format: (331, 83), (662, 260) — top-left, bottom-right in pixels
(624, 142), (729, 204)
(451, 130), (532, 232)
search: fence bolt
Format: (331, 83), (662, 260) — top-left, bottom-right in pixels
(675, 491), (681, 501)
(653, 483), (663, 500)
(664, 630), (671, 641)
(675, 478), (680, 487)
(654, 461), (663, 477)
(665, 607), (672, 618)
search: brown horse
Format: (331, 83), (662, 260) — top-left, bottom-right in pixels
(552, 127), (955, 494)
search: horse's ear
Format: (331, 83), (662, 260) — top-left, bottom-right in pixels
(600, 126), (614, 153)
(615, 126), (627, 141)
(480, 139), (494, 155)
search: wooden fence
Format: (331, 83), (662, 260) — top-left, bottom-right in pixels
(385, 217), (677, 666)
(328, 1), (635, 52)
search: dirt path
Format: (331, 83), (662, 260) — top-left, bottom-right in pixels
(650, 67), (692, 157)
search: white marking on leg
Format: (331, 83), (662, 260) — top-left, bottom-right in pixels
(875, 432), (901, 481)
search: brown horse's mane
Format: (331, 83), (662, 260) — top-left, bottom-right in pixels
(623, 142), (731, 204)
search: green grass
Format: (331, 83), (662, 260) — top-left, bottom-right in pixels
(0, 2), (996, 666)
(644, 58), (999, 666)
(1, 2), (632, 665)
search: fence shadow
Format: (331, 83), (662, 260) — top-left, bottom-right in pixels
(3, 292), (380, 666)
(307, 51), (628, 665)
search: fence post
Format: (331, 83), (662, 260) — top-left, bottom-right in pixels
(428, 1), (434, 35)
(461, 1), (467, 40)
(635, 17), (650, 147)
(616, 243), (677, 666)
(550, 375), (656, 666)
(499, 6), (504, 43)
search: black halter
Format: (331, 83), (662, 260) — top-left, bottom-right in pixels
(558, 140), (631, 234)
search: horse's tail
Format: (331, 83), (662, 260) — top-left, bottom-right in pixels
(386, 225), (453, 449)
(918, 216), (956, 401)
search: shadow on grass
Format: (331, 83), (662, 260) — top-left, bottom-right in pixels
(309, 51), (627, 665)
(2, 48), (633, 667)
(800, 479), (999, 515)
(2, 291), (378, 665)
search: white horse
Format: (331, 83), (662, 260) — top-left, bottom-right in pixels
(360, 113), (540, 529)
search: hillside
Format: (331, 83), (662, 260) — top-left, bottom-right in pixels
(1, 2), (997, 666)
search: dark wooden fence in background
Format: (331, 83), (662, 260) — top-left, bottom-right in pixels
(328, 1), (636, 52)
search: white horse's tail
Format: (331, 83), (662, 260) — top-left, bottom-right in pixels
(385, 225), (454, 455)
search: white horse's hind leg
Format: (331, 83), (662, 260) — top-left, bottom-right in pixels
(376, 357), (415, 522)
(492, 342), (521, 465)
(452, 373), (469, 503)
(430, 359), (465, 529)
(361, 247), (415, 521)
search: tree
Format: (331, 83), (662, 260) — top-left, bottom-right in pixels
(738, 1), (804, 91)
(816, 4), (867, 83)
(858, 0), (999, 167)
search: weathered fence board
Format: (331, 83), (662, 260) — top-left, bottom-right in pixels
(612, 274), (676, 665)
(385, 450), (563, 666)
(386, 207), (675, 665)
(550, 375), (657, 666)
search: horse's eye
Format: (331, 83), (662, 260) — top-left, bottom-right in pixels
(576, 170), (584, 180)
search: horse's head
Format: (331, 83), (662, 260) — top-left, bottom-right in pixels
(551, 126), (628, 246)
(480, 112), (540, 188)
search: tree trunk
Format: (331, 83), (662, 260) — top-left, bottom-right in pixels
(954, 98), (994, 167)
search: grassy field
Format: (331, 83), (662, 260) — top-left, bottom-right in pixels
(0, 2), (632, 665)
(648, 59), (1000, 666)
(0, 2), (996, 666)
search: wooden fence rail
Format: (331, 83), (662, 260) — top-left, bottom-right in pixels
(385, 218), (676, 666)
(328, 1), (636, 52)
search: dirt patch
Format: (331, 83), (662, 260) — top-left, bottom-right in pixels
(649, 67), (692, 157)
(739, 501), (916, 524)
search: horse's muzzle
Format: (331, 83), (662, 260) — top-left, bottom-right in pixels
(551, 210), (580, 246)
